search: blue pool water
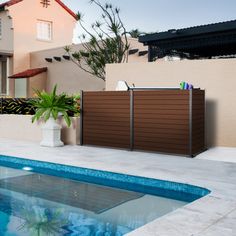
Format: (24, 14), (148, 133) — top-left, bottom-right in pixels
(0, 155), (210, 236)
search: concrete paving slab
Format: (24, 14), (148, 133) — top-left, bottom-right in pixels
(0, 138), (236, 235)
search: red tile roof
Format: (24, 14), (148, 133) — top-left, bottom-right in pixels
(55, 0), (78, 20)
(9, 67), (47, 79)
(0, 0), (77, 20)
(0, 0), (23, 8)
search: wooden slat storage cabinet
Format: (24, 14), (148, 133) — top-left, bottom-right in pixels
(81, 90), (205, 157)
(82, 91), (131, 149)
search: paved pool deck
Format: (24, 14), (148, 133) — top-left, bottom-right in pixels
(0, 138), (235, 236)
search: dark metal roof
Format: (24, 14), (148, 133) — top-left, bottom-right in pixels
(139, 20), (236, 44)
(139, 20), (236, 61)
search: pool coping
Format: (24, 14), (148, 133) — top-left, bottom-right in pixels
(0, 154), (210, 202)
(0, 139), (235, 236)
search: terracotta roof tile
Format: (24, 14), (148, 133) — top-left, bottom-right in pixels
(9, 67), (47, 79)
(0, 0), (77, 20)
(55, 0), (78, 20)
(0, 0), (23, 8)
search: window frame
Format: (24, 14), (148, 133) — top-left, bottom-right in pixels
(36, 20), (53, 42)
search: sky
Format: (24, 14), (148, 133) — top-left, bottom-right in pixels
(62, 0), (236, 42)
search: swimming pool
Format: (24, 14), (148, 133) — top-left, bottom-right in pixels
(0, 155), (210, 235)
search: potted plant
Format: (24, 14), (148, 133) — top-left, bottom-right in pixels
(30, 85), (76, 147)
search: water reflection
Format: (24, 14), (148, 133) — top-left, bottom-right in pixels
(0, 167), (187, 236)
(15, 199), (131, 236)
(18, 205), (68, 236)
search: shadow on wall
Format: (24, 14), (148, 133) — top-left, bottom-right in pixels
(206, 99), (218, 148)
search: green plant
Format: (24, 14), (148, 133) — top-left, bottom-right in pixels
(30, 85), (76, 127)
(65, 0), (130, 81)
(128, 29), (144, 38)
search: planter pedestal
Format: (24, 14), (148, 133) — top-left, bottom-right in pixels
(40, 117), (64, 147)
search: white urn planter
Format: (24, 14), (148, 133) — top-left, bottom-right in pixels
(40, 117), (64, 147)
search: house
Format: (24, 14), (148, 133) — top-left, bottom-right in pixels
(0, 0), (77, 97)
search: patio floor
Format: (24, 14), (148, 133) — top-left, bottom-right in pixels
(0, 138), (235, 236)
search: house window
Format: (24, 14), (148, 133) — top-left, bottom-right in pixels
(37, 20), (52, 41)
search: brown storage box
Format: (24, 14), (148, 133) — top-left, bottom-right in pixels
(81, 90), (205, 157)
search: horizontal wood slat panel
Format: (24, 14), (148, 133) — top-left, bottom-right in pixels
(84, 137), (130, 146)
(133, 90), (190, 155)
(133, 100), (190, 105)
(134, 104), (189, 110)
(84, 105), (130, 109)
(134, 113), (189, 120)
(125, 123), (189, 130)
(85, 134), (130, 141)
(135, 128), (189, 136)
(84, 129), (130, 136)
(82, 90), (205, 156)
(83, 123), (130, 129)
(135, 137), (188, 145)
(134, 96), (189, 100)
(83, 101), (129, 106)
(134, 141), (189, 149)
(133, 109), (189, 115)
(134, 132), (188, 140)
(134, 118), (189, 125)
(84, 113), (130, 118)
(134, 144), (189, 154)
(84, 117), (129, 122)
(83, 91), (129, 96)
(83, 141), (130, 149)
(134, 90), (189, 96)
(83, 91), (130, 149)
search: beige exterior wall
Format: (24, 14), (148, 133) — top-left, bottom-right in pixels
(0, 10), (13, 54)
(0, 115), (80, 145)
(27, 72), (47, 97)
(0, 11), (14, 96)
(30, 44), (105, 94)
(128, 38), (148, 63)
(106, 59), (236, 148)
(8, 0), (76, 72)
(28, 38), (147, 95)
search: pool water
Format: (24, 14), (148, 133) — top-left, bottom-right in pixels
(0, 166), (187, 236)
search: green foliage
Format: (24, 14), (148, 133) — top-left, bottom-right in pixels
(65, 0), (130, 81)
(30, 85), (77, 127)
(128, 29), (156, 38)
(128, 29), (145, 38)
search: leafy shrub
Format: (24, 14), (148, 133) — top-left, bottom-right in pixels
(0, 94), (80, 118)
(30, 86), (78, 127)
